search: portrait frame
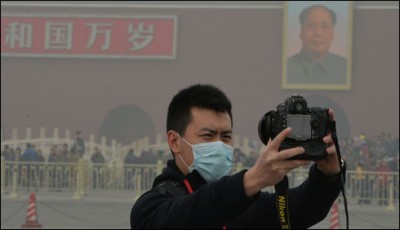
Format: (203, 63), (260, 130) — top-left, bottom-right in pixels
(282, 1), (354, 90)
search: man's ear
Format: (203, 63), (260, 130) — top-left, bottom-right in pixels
(167, 130), (180, 155)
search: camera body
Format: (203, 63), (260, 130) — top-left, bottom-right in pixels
(258, 95), (330, 161)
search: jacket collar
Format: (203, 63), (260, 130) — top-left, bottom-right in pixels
(152, 159), (206, 191)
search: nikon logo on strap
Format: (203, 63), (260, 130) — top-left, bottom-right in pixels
(278, 195), (289, 229)
(275, 176), (290, 229)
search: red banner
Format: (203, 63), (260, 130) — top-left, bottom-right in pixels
(1, 15), (177, 59)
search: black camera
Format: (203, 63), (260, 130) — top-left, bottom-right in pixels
(258, 95), (330, 161)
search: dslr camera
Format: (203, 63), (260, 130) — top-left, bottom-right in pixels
(258, 95), (330, 161)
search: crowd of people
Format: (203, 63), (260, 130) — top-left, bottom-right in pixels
(339, 132), (398, 172)
(0, 131), (398, 203)
(1, 132), (398, 172)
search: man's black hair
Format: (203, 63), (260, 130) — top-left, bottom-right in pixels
(166, 84), (232, 136)
(299, 4), (337, 26)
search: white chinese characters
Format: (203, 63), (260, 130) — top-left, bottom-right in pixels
(5, 22), (33, 49)
(45, 22), (73, 50)
(3, 20), (155, 52)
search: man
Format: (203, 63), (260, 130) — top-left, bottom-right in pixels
(1, 144), (12, 160)
(287, 5), (347, 84)
(130, 84), (343, 228)
(72, 130), (85, 158)
(22, 143), (37, 161)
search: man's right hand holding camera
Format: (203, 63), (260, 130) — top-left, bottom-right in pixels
(315, 108), (341, 176)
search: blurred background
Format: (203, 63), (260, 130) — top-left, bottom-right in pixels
(1, 1), (399, 229)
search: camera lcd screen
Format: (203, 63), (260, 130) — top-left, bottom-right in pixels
(286, 114), (311, 140)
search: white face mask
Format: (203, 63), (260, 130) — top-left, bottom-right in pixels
(178, 135), (233, 183)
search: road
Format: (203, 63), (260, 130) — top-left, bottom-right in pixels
(1, 191), (399, 229)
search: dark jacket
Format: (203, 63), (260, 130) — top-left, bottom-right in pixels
(130, 160), (343, 229)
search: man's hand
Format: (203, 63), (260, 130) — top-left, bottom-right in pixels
(315, 108), (341, 175)
(244, 127), (310, 197)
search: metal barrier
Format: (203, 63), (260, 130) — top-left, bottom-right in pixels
(1, 158), (398, 207)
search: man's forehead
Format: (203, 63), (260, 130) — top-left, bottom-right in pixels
(190, 107), (230, 119)
(189, 108), (232, 129)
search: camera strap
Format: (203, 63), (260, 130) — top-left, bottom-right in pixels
(273, 120), (348, 230)
(274, 175), (290, 229)
(329, 120), (349, 229)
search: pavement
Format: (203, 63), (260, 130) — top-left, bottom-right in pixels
(1, 190), (399, 229)
(311, 200), (399, 229)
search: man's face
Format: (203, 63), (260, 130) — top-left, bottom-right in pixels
(173, 107), (232, 175)
(300, 7), (334, 59)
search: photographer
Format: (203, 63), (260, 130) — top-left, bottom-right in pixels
(130, 84), (344, 229)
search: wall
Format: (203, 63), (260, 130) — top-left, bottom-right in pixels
(1, 1), (399, 145)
